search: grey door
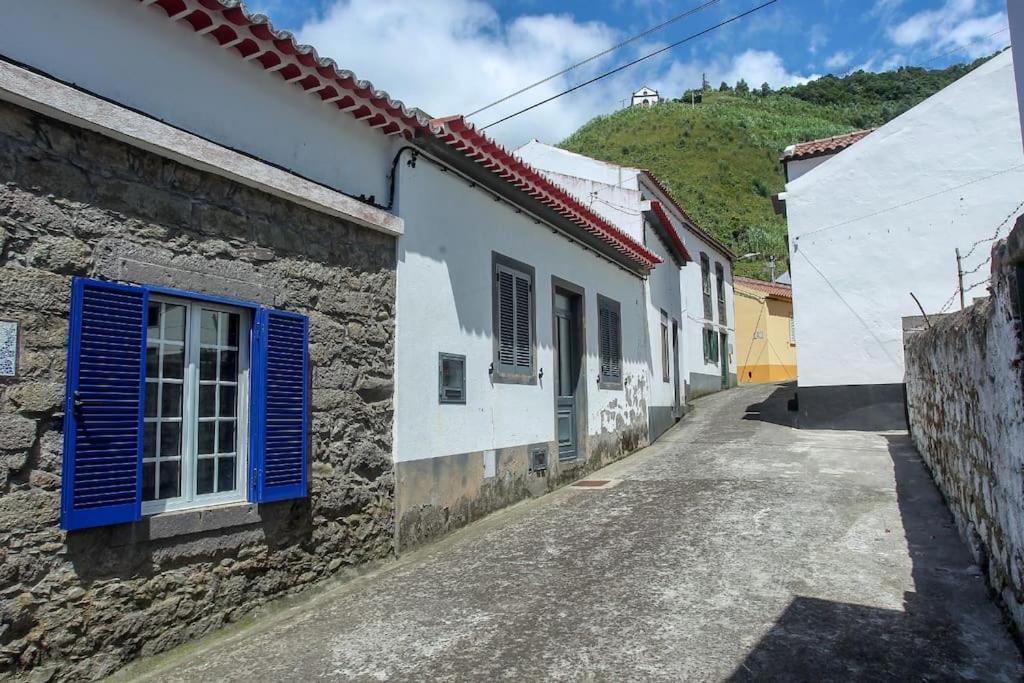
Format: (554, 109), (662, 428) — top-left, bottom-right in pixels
(720, 331), (729, 389)
(555, 292), (580, 461)
(672, 320), (681, 417)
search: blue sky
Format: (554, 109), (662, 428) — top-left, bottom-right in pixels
(247, 0), (1010, 145)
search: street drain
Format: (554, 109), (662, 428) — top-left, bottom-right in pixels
(571, 479), (620, 489)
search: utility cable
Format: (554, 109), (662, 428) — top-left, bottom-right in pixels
(465, 0), (724, 119)
(480, 0), (779, 131)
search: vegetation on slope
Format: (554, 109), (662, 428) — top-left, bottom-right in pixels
(559, 57), (993, 279)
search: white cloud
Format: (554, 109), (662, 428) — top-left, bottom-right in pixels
(808, 24), (828, 55)
(293, 0), (815, 146)
(887, 0), (1008, 59)
(824, 50), (853, 70)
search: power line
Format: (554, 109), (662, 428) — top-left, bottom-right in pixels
(917, 28), (1009, 68)
(465, 0), (724, 119)
(480, 0), (779, 131)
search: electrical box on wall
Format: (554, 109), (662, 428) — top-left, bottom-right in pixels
(529, 446), (547, 473)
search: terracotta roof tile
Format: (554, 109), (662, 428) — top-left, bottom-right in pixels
(734, 276), (792, 301)
(784, 129), (874, 162)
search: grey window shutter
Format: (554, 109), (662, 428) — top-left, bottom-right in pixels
(513, 272), (531, 370)
(497, 269), (516, 369)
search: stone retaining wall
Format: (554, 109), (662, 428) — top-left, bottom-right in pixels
(904, 218), (1024, 638)
(0, 98), (397, 680)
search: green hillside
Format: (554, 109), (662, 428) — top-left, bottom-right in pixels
(559, 57), (993, 279)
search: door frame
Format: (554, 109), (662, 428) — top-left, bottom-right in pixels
(551, 277), (587, 463)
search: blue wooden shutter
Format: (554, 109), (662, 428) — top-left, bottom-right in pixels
(60, 278), (148, 531)
(250, 307), (309, 503)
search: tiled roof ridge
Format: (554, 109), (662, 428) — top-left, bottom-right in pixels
(734, 275), (792, 300)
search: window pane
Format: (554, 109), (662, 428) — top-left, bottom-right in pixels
(200, 348), (217, 381)
(160, 422), (181, 458)
(201, 310), (218, 346)
(162, 345), (184, 380)
(161, 383), (182, 418)
(163, 305), (186, 343)
(219, 385), (237, 417)
(199, 384), (217, 418)
(144, 382), (158, 418)
(146, 345), (160, 378)
(197, 458), (215, 495)
(217, 457), (236, 493)
(142, 461), (156, 502)
(159, 460), (180, 499)
(219, 350), (238, 381)
(218, 420), (236, 454)
(143, 423), (157, 458)
(226, 314), (239, 347)
(147, 303), (161, 341)
(198, 421), (216, 455)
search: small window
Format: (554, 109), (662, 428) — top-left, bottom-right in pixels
(701, 253), (713, 321)
(598, 294), (622, 389)
(439, 353), (466, 404)
(492, 253), (535, 384)
(660, 310), (670, 383)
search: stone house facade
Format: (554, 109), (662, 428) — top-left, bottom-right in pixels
(0, 84), (398, 680)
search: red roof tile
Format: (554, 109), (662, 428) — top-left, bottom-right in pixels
(784, 129), (874, 161)
(734, 276), (792, 301)
(429, 117), (661, 273)
(647, 200), (693, 265)
(639, 170), (735, 260)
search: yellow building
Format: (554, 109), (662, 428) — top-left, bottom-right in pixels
(734, 277), (797, 383)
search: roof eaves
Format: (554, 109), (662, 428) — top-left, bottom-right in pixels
(639, 170), (735, 260)
(142, 0), (434, 138)
(646, 201), (693, 266)
(427, 116), (661, 274)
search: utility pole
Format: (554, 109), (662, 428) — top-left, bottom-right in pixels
(768, 256), (777, 283)
(955, 248), (965, 310)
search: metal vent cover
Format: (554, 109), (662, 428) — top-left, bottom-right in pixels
(529, 446), (548, 473)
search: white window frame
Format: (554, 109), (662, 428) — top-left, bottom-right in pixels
(142, 295), (251, 516)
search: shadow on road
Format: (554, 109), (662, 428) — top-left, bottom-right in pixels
(726, 434), (1020, 681)
(740, 382), (798, 429)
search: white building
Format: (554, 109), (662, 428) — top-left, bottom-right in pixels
(631, 86), (662, 107)
(1010, 1), (1024, 143)
(516, 141), (737, 434)
(782, 51), (1024, 429)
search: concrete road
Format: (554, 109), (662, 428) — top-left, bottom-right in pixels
(119, 383), (1023, 681)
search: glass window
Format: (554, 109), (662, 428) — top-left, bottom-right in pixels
(143, 298), (249, 515)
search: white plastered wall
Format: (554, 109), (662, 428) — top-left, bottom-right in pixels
(1, 0), (394, 202)
(391, 159), (650, 464)
(786, 51), (1024, 389)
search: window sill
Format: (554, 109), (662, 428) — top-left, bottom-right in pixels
(492, 372), (538, 386)
(107, 501), (263, 546)
(598, 379), (623, 391)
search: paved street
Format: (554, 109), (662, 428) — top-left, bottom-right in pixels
(120, 383), (1023, 681)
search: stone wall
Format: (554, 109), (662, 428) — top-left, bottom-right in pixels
(0, 98), (397, 680)
(904, 218), (1024, 637)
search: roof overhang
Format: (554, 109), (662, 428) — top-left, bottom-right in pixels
(645, 201), (693, 267)
(420, 116), (661, 275)
(0, 57), (403, 236)
(141, 0), (432, 139)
